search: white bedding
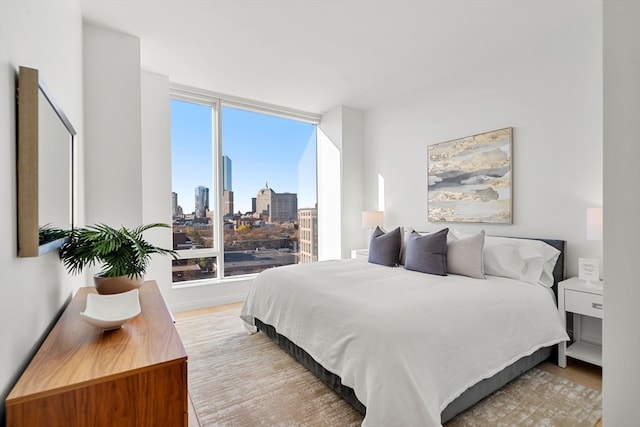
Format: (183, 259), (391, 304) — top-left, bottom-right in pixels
(240, 258), (569, 427)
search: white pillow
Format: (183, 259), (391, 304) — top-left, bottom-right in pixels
(399, 226), (415, 265)
(483, 236), (560, 287)
(447, 230), (485, 279)
(450, 230), (560, 287)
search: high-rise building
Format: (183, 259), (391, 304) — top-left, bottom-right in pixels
(194, 185), (209, 218)
(255, 182), (297, 222)
(298, 206), (317, 264)
(172, 192), (178, 218)
(223, 190), (234, 217)
(222, 155), (232, 192)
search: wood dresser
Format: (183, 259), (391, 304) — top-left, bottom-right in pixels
(6, 281), (188, 427)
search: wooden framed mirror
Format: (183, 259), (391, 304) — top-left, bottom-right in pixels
(17, 66), (76, 257)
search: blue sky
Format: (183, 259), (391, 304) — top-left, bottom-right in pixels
(171, 100), (317, 215)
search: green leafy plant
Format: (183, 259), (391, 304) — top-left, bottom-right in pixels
(39, 224), (68, 245)
(59, 223), (178, 278)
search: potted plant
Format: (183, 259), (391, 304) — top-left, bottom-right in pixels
(59, 223), (178, 294)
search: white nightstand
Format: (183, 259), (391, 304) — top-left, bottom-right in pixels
(558, 277), (603, 368)
(351, 249), (369, 259)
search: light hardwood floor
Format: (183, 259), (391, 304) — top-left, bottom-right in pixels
(177, 304), (602, 427)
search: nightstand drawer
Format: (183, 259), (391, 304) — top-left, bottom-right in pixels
(565, 290), (603, 318)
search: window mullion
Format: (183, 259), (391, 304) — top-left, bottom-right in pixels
(213, 100), (225, 279)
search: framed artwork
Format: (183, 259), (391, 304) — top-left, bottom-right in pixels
(427, 127), (512, 223)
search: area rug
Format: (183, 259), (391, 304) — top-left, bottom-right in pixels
(175, 308), (601, 427)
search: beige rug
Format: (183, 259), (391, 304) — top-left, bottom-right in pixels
(175, 309), (601, 427)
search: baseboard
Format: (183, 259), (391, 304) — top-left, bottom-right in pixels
(169, 293), (246, 313)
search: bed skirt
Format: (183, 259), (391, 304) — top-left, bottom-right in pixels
(255, 318), (552, 423)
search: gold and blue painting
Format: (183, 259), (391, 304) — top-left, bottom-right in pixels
(427, 127), (512, 223)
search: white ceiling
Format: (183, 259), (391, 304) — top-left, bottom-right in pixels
(79, 0), (566, 115)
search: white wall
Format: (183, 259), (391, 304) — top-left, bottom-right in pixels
(317, 123), (342, 261)
(83, 24), (142, 228)
(603, 0), (640, 423)
(362, 3), (603, 278)
(141, 71), (173, 294)
(318, 106), (365, 260)
(0, 0), (83, 420)
(340, 108), (365, 258)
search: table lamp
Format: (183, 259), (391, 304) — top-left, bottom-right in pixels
(580, 207), (603, 287)
(362, 211), (384, 231)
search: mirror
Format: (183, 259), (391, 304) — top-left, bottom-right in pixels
(17, 66), (76, 257)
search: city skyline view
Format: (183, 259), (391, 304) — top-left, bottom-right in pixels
(171, 101), (317, 215)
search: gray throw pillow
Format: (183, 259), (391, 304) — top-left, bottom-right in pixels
(368, 226), (401, 267)
(404, 228), (449, 275)
(447, 230), (486, 279)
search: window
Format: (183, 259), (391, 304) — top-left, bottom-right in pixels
(171, 97), (218, 284)
(170, 90), (318, 285)
(221, 106), (317, 276)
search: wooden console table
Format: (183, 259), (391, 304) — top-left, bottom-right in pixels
(6, 281), (188, 427)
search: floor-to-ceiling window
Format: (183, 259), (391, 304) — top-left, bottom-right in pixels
(170, 89), (318, 286)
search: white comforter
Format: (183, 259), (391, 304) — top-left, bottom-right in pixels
(240, 259), (569, 427)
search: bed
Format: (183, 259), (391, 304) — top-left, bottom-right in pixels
(240, 231), (569, 427)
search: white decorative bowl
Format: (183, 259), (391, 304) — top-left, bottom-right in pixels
(80, 289), (141, 330)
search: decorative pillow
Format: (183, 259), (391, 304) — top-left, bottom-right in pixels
(447, 230), (485, 279)
(482, 236), (560, 287)
(399, 226), (415, 265)
(368, 226), (402, 267)
(404, 228), (449, 275)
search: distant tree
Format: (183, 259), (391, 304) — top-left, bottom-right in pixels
(197, 257), (216, 273)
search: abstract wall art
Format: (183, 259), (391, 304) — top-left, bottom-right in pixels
(427, 127), (512, 223)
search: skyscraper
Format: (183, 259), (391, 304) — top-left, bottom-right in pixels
(222, 155), (232, 192)
(255, 183), (297, 222)
(194, 185), (209, 218)
(298, 206), (317, 263)
(222, 156), (234, 216)
(172, 192), (178, 218)
(223, 190), (234, 217)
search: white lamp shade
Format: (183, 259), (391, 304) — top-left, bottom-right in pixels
(362, 211), (384, 229)
(586, 207), (603, 241)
